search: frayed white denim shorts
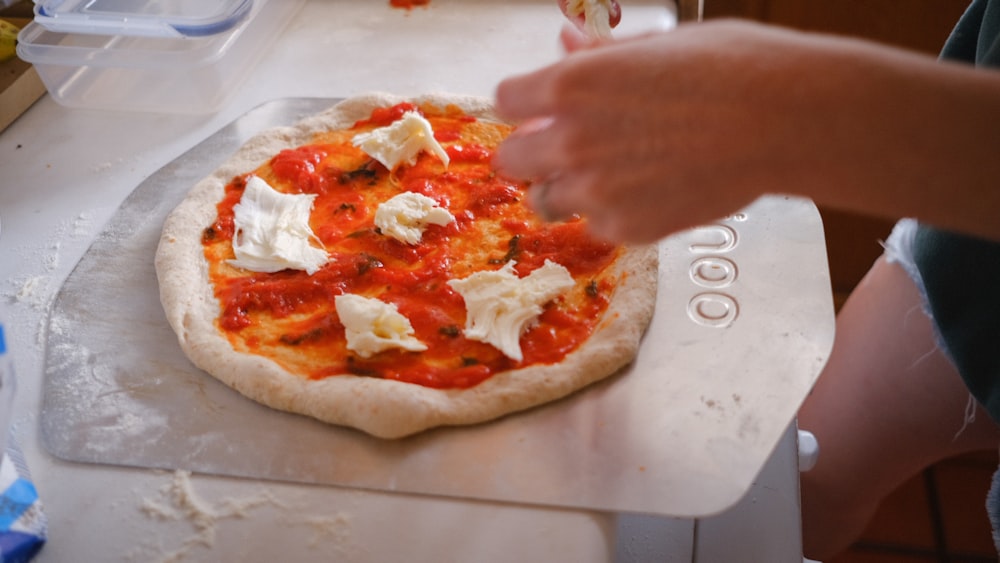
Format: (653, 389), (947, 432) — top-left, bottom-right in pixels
(883, 219), (934, 330)
(885, 217), (1000, 554)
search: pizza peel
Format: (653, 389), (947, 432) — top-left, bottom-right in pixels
(41, 97), (835, 518)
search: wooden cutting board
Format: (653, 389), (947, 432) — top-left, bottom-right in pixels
(0, 17), (45, 133)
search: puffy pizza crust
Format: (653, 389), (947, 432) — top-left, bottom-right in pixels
(156, 92), (658, 439)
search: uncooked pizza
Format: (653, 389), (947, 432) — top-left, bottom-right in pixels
(155, 93), (657, 439)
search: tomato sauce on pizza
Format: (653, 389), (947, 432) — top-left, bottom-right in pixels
(200, 102), (621, 390)
(389, 0), (431, 9)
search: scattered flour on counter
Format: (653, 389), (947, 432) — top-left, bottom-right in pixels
(131, 470), (358, 563)
(164, 470), (218, 548)
(43, 241), (60, 272)
(46, 311), (71, 338)
(72, 211), (94, 238)
(90, 160), (118, 174)
(304, 514), (354, 549)
(14, 276), (50, 309)
(3, 210), (101, 347)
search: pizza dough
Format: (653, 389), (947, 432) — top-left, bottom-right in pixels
(155, 92), (658, 439)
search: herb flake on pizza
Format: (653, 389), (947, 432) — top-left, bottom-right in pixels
(155, 93), (657, 439)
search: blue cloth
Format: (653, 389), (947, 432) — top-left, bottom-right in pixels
(0, 439), (46, 562)
(0, 324), (44, 560)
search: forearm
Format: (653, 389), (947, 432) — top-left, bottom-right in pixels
(494, 20), (1000, 244)
(774, 32), (1000, 241)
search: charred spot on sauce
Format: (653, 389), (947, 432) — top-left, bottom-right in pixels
(208, 216), (234, 241)
(336, 203), (357, 214)
(489, 234), (521, 264)
(346, 228), (374, 239)
(202, 226), (217, 244)
(461, 357), (479, 366)
(279, 327), (326, 346)
(586, 280), (600, 298)
(231, 175), (248, 190)
(439, 325), (461, 338)
(340, 160), (378, 184)
(357, 253), (384, 275)
(206, 181), (245, 240)
(346, 356), (381, 377)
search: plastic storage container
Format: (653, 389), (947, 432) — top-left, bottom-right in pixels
(32, 0), (254, 38)
(16, 0), (304, 114)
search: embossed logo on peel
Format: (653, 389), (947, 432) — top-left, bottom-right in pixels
(689, 224), (737, 254)
(686, 218), (742, 328)
(689, 256), (737, 288)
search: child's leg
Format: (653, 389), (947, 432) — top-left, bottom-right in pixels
(799, 255), (1000, 560)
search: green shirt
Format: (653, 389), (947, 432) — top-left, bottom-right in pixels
(913, 0), (1000, 421)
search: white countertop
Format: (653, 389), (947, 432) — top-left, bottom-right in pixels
(0, 2), (817, 561)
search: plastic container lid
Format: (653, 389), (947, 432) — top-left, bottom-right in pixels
(32, 0), (253, 38)
(15, 0), (303, 115)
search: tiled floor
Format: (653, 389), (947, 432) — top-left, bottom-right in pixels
(830, 449), (999, 563)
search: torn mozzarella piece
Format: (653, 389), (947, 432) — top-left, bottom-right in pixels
(375, 192), (455, 245)
(228, 175), (329, 275)
(351, 111), (450, 171)
(566, 0), (614, 39)
(448, 260), (575, 362)
(335, 294), (428, 358)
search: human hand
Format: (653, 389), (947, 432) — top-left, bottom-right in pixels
(495, 21), (825, 243)
(497, 17), (1000, 245)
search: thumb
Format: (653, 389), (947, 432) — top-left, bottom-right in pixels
(560, 24), (591, 53)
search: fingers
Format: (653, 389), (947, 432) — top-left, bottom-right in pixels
(529, 173), (579, 223)
(583, 213), (627, 243)
(560, 23), (591, 53)
(531, 170), (608, 229)
(494, 123), (557, 181)
(494, 63), (561, 122)
(495, 37), (593, 126)
(495, 17), (621, 120)
(528, 179), (558, 222)
(529, 173), (646, 244)
(495, 59), (590, 180)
